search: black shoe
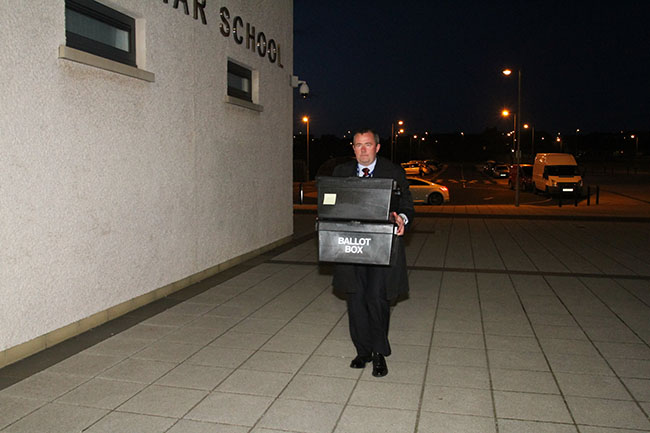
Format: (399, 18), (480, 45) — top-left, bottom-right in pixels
(372, 353), (388, 377)
(350, 355), (372, 368)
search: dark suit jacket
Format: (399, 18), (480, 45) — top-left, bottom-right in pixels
(330, 156), (414, 300)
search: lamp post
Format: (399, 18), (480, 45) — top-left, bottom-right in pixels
(523, 123), (535, 157)
(502, 109), (516, 151)
(302, 116), (310, 181)
(631, 134), (639, 156)
(503, 68), (522, 207)
(391, 120), (404, 162)
(502, 109), (517, 171)
(410, 135), (418, 160)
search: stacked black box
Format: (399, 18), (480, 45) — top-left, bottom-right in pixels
(316, 176), (399, 265)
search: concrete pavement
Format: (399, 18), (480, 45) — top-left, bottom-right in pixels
(1, 196), (649, 432)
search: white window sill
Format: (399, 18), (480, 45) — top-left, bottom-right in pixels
(58, 45), (155, 82)
(225, 95), (264, 112)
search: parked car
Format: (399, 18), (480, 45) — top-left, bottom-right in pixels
(423, 159), (441, 171)
(492, 164), (510, 178)
(401, 162), (432, 176)
(508, 164), (534, 191)
(483, 160), (497, 175)
(406, 176), (449, 205)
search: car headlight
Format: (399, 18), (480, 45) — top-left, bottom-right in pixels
(551, 180), (557, 187)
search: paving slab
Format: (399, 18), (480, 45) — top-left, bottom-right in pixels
(2, 202), (650, 432)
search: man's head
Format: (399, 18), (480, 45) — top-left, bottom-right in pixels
(352, 128), (381, 166)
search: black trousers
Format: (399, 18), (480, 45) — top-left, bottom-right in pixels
(347, 265), (391, 357)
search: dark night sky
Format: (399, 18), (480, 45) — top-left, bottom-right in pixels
(293, 1), (650, 139)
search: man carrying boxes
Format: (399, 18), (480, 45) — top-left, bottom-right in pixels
(317, 128), (414, 377)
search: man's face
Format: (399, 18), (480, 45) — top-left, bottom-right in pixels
(353, 132), (381, 166)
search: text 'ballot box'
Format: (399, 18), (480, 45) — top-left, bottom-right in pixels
(316, 176), (399, 265)
(317, 220), (396, 265)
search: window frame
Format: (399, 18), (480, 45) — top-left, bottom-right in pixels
(227, 61), (253, 102)
(65, 0), (136, 67)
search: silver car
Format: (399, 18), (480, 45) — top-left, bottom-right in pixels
(407, 176), (450, 205)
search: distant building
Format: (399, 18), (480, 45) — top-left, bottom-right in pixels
(1, 0), (294, 367)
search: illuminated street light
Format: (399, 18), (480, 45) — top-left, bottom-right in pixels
(391, 120), (404, 162)
(502, 67), (522, 207)
(631, 134), (639, 155)
(409, 134), (418, 160)
(501, 109), (516, 148)
(523, 123), (535, 156)
(302, 116), (310, 180)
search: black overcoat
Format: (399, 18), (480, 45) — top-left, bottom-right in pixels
(330, 156), (415, 300)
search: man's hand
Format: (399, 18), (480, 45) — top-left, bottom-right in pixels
(390, 211), (405, 236)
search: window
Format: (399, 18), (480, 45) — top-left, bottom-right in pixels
(65, 0), (136, 67)
(546, 165), (579, 176)
(225, 59), (261, 111)
(227, 61), (252, 102)
(408, 179), (428, 186)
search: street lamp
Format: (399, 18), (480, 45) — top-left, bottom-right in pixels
(523, 123), (535, 156)
(502, 68), (522, 207)
(631, 134), (639, 156)
(391, 120), (404, 162)
(397, 127), (405, 161)
(501, 109), (516, 150)
(302, 116), (310, 181)
(409, 134), (418, 160)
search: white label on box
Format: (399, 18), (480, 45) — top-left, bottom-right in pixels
(323, 193), (337, 205)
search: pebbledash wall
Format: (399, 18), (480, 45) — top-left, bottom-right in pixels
(0, 0), (294, 367)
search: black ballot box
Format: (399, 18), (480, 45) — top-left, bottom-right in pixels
(317, 220), (396, 265)
(316, 176), (399, 265)
(316, 176), (399, 222)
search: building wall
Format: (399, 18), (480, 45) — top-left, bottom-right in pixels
(0, 0), (294, 360)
